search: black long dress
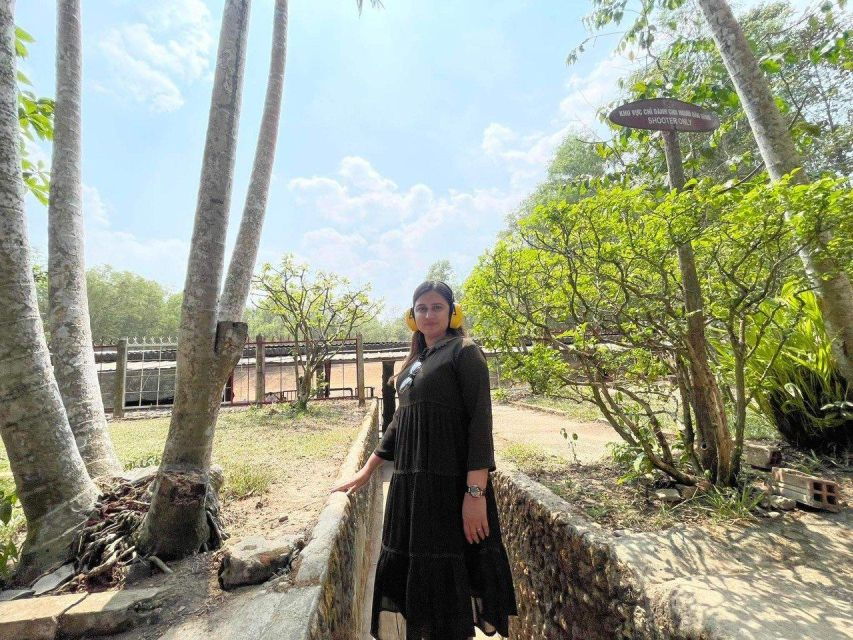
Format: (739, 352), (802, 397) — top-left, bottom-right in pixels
(371, 334), (517, 640)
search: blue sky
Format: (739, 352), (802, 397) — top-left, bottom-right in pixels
(15, 0), (768, 319)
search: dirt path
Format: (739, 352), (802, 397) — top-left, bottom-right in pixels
(492, 403), (621, 463)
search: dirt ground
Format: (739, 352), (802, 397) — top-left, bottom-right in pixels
(90, 400), (368, 640)
(492, 397), (852, 532)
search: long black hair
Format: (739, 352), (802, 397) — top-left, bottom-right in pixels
(398, 280), (467, 374)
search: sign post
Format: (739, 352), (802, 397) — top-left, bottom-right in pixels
(608, 97), (719, 191)
(608, 97), (724, 472)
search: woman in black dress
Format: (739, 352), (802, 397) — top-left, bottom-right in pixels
(333, 280), (517, 639)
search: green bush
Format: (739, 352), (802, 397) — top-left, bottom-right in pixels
(740, 286), (852, 453)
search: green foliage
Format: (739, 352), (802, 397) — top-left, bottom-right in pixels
(465, 175), (848, 484)
(123, 453), (162, 471)
(723, 284), (852, 452)
(696, 484), (764, 522)
(0, 486), (20, 579)
(85, 266), (182, 341)
(15, 26), (53, 204)
(606, 433), (660, 484)
(579, 2), (853, 183)
(254, 254), (382, 406)
(223, 464), (276, 500)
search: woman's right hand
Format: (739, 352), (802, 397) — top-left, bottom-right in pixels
(331, 467), (371, 495)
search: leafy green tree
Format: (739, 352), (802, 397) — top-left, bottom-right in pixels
(596, 2), (852, 184)
(15, 26), (52, 204)
(254, 254), (382, 410)
(85, 266), (181, 340)
(578, 0), (853, 387)
(464, 178), (833, 485)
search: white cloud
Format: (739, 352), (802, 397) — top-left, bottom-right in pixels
(286, 157), (524, 312)
(289, 157), (436, 226)
(82, 184), (111, 227)
(480, 53), (636, 191)
(98, 0), (213, 112)
(80, 184), (188, 287)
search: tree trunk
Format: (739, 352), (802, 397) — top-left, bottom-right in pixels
(219, 0), (288, 322)
(697, 0), (853, 387)
(662, 130), (733, 483)
(137, 0), (251, 559)
(47, 0), (121, 478)
(0, 0), (99, 583)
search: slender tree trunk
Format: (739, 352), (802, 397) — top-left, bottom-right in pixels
(662, 130), (733, 483)
(219, 0), (288, 322)
(137, 0), (251, 559)
(697, 0), (853, 387)
(48, 0), (120, 478)
(0, 0), (98, 583)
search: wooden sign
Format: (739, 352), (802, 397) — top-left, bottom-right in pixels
(608, 98), (720, 132)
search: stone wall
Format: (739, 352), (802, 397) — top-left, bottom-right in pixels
(493, 470), (653, 640)
(290, 399), (381, 640)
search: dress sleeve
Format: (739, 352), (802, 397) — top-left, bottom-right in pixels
(374, 410), (398, 461)
(456, 342), (496, 472)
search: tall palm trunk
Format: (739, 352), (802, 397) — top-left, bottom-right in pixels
(0, 0), (98, 583)
(48, 0), (121, 478)
(137, 0), (252, 558)
(219, 0), (288, 322)
(697, 0), (853, 386)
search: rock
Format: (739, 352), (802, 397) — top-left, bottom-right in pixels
(761, 495), (796, 511)
(0, 589), (33, 602)
(654, 488), (681, 504)
(122, 560), (154, 585)
(767, 511), (783, 519)
(676, 484), (697, 499)
(59, 587), (167, 637)
(218, 534), (302, 590)
(30, 563), (75, 596)
(0, 592), (86, 640)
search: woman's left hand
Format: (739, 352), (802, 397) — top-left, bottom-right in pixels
(462, 494), (489, 544)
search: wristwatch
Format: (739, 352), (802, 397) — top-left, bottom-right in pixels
(466, 485), (484, 498)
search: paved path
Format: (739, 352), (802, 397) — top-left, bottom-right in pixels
(492, 403), (620, 463)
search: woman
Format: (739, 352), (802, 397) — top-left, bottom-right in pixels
(333, 281), (517, 640)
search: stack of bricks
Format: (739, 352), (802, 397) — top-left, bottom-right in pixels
(770, 467), (841, 512)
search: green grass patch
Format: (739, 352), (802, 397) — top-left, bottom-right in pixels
(521, 396), (607, 422)
(223, 463), (276, 500)
(501, 443), (568, 474)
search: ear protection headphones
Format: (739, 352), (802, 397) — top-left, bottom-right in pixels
(404, 281), (465, 332)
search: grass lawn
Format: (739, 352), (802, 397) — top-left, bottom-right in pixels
(0, 401), (366, 574)
(111, 403), (360, 498)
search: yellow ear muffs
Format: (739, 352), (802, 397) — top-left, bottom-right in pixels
(404, 303), (465, 332)
(404, 308), (418, 332)
(449, 302), (464, 329)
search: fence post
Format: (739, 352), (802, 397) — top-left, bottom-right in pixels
(255, 334), (266, 405)
(323, 360), (332, 398)
(382, 359), (396, 428)
(114, 338), (128, 419)
(356, 333), (365, 407)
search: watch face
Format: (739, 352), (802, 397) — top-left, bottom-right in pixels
(468, 486), (483, 497)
